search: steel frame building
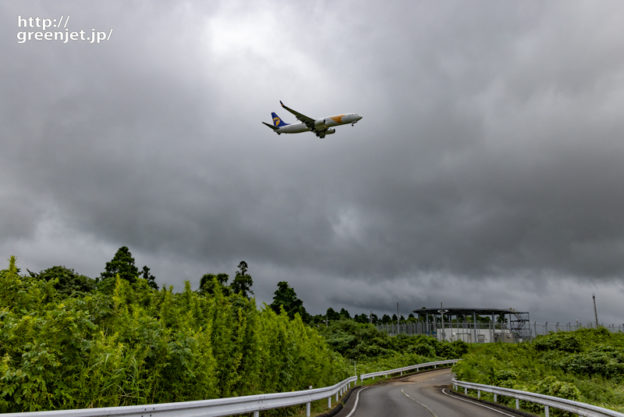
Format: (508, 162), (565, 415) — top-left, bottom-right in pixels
(413, 307), (531, 343)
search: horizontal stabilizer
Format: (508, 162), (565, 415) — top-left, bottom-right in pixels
(262, 121), (278, 131)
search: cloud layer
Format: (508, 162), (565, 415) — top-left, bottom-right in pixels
(2, 1), (624, 323)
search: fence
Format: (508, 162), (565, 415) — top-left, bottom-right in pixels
(452, 379), (624, 417)
(377, 321), (624, 342)
(532, 321), (624, 336)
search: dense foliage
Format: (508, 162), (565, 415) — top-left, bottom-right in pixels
(0, 257), (348, 412)
(317, 319), (467, 373)
(453, 328), (624, 412)
(270, 281), (309, 321)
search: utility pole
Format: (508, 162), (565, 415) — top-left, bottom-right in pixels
(593, 294), (599, 328)
(438, 302), (448, 342)
(396, 302), (400, 335)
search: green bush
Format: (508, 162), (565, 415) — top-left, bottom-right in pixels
(454, 328), (624, 412)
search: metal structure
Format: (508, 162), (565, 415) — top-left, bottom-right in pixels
(453, 379), (624, 417)
(378, 320), (624, 340)
(417, 307), (531, 342)
(410, 307), (531, 343)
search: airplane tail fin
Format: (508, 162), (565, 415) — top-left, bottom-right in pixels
(271, 112), (288, 127)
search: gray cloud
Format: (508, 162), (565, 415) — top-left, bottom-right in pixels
(2, 1), (624, 323)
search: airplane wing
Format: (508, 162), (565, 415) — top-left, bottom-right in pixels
(280, 101), (316, 131)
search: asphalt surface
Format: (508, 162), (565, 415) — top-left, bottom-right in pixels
(335, 369), (521, 417)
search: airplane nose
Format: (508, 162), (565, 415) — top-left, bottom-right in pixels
(356, 114), (362, 121)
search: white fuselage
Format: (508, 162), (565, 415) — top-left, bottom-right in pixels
(277, 113), (362, 134)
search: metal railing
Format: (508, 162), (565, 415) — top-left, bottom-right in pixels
(0, 360), (458, 417)
(452, 379), (624, 417)
(360, 359), (458, 381)
(0, 376), (357, 417)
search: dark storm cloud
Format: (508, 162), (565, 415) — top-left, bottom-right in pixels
(2, 1), (624, 322)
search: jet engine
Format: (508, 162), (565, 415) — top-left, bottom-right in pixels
(326, 128), (336, 134)
(314, 119), (327, 129)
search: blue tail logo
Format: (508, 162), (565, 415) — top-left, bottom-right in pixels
(272, 112), (288, 127)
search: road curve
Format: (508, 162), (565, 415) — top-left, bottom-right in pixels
(335, 369), (521, 417)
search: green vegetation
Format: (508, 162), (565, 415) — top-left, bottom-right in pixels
(453, 328), (624, 412)
(317, 319), (467, 374)
(270, 281), (309, 321)
(0, 248), (466, 413)
(0, 255), (348, 412)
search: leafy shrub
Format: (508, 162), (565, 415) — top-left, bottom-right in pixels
(534, 333), (581, 353)
(456, 328), (624, 412)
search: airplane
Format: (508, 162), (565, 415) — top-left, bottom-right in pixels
(263, 101), (362, 138)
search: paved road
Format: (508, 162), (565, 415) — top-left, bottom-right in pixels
(336, 369), (520, 417)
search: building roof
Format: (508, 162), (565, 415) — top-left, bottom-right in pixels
(413, 307), (528, 315)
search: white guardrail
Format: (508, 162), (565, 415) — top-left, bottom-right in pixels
(360, 359), (458, 381)
(0, 376), (357, 417)
(453, 379), (624, 417)
(0, 360), (457, 417)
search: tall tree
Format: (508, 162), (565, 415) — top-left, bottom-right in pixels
(199, 273), (230, 295)
(33, 265), (95, 295)
(326, 307), (340, 321)
(230, 261), (253, 298)
(339, 308), (351, 320)
(270, 281), (308, 321)
(354, 313), (369, 324)
(141, 265), (158, 289)
(100, 246), (139, 283)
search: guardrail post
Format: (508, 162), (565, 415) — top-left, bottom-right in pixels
(477, 390), (481, 399)
(464, 387), (468, 395)
(515, 398), (519, 409)
(306, 402), (311, 417)
(544, 405), (549, 417)
(493, 393), (497, 402)
(253, 411), (259, 417)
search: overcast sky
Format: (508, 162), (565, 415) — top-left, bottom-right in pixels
(2, 1), (624, 324)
